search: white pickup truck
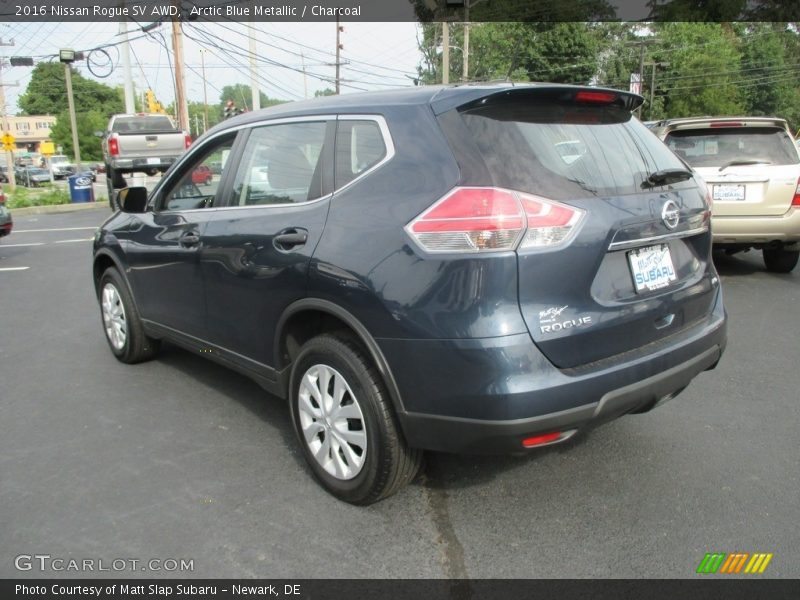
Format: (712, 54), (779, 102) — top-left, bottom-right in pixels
(101, 113), (191, 209)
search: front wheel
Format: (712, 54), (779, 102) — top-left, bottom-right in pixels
(763, 247), (799, 273)
(289, 334), (422, 505)
(98, 268), (160, 363)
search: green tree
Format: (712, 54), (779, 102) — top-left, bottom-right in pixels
(218, 84), (285, 112)
(18, 62), (123, 117)
(49, 110), (107, 161)
(315, 88), (336, 97)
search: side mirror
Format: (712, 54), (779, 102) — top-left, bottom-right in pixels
(116, 186), (148, 213)
(93, 131), (105, 138)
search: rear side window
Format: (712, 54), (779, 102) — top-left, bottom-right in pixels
(335, 120), (387, 189)
(453, 99), (687, 199)
(112, 116), (175, 132)
(665, 127), (799, 167)
(231, 121), (328, 206)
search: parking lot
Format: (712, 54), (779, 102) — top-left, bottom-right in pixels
(0, 206), (798, 579)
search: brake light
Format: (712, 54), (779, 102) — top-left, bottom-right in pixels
(518, 194), (584, 248)
(406, 187), (584, 253)
(108, 135), (119, 157)
(574, 90), (617, 103)
(710, 121), (744, 128)
(792, 177), (800, 207)
(184, 134), (192, 149)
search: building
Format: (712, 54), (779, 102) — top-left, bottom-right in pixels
(5, 115), (57, 152)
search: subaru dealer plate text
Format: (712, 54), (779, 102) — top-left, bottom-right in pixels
(628, 244), (678, 293)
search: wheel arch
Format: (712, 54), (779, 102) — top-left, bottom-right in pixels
(275, 299), (406, 415)
(92, 249), (128, 294)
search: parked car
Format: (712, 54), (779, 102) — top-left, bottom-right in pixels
(46, 154), (75, 179)
(191, 164), (213, 185)
(93, 84), (727, 504)
(0, 185), (12, 238)
(0, 166), (8, 183)
(18, 167), (51, 187)
(652, 116), (800, 272)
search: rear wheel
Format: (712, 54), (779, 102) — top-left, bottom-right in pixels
(98, 268), (160, 363)
(289, 334), (422, 504)
(763, 247), (799, 273)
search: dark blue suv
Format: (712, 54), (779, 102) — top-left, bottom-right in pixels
(93, 85), (727, 504)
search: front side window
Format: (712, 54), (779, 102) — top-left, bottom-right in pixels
(230, 121), (328, 206)
(159, 136), (235, 211)
(335, 120), (387, 189)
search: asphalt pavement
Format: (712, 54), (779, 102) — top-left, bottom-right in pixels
(0, 207), (798, 578)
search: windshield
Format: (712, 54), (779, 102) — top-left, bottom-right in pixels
(665, 127), (799, 168)
(28, 169), (48, 175)
(51, 156), (69, 164)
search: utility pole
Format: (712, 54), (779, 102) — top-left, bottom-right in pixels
(462, 1), (469, 82)
(335, 17), (342, 94)
(63, 62), (81, 169)
(442, 21), (450, 85)
(120, 18), (136, 113)
(0, 38), (16, 189)
(247, 21), (260, 111)
(628, 37), (657, 118)
(171, 18), (189, 131)
(645, 61), (669, 120)
(200, 49), (209, 131)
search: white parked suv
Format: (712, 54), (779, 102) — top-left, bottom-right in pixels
(652, 117), (800, 272)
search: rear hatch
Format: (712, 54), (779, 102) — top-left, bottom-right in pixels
(663, 121), (800, 216)
(437, 87), (717, 369)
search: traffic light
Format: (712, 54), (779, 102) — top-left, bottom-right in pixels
(224, 100), (236, 119)
(145, 89), (166, 114)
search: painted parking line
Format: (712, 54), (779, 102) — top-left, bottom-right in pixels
(0, 266), (30, 272)
(13, 226), (97, 233)
(53, 238), (94, 244)
(0, 242), (45, 247)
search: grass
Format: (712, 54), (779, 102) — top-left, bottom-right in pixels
(4, 185), (106, 209)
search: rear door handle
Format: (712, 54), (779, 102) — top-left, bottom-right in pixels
(273, 229), (308, 251)
(179, 232), (201, 247)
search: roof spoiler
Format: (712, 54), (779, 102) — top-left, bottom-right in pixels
(430, 85), (644, 116)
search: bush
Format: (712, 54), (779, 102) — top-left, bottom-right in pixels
(6, 185), (71, 209)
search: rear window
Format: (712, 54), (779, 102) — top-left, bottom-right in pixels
(664, 127), (799, 168)
(455, 99), (687, 199)
(112, 116), (176, 133)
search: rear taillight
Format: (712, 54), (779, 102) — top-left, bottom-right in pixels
(185, 134), (192, 149)
(108, 135), (119, 157)
(406, 187), (584, 253)
(792, 177), (800, 207)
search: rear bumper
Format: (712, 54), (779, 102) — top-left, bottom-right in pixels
(109, 157), (177, 171)
(712, 208), (800, 245)
(382, 290), (727, 454)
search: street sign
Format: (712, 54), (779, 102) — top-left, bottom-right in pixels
(1, 132), (15, 151)
(40, 141), (55, 156)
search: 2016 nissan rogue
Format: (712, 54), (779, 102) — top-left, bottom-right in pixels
(93, 85), (727, 504)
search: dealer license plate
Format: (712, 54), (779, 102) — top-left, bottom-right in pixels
(713, 184), (746, 201)
(628, 244), (678, 293)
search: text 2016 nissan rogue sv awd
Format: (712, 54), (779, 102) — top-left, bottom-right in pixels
(92, 85), (727, 504)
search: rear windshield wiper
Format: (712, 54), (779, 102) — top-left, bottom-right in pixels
(718, 159), (772, 172)
(641, 168), (693, 188)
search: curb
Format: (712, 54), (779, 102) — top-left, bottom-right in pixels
(10, 202), (110, 216)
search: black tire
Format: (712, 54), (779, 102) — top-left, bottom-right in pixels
(763, 247), (799, 273)
(98, 267), (160, 364)
(106, 165), (127, 211)
(289, 334), (422, 505)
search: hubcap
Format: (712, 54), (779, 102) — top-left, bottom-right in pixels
(297, 364), (367, 480)
(101, 283), (127, 351)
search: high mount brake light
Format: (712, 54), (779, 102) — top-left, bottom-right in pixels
(574, 90), (617, 104)
(709, 121), (744, 128)
(406, 187), (584, 253)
